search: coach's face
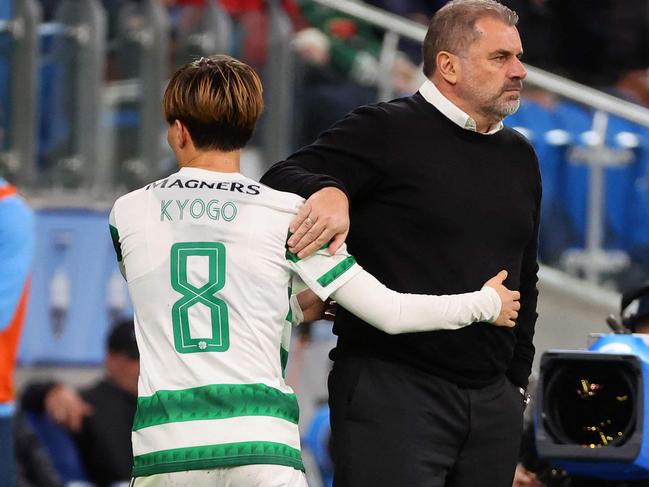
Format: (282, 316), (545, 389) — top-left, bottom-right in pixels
(456, 17), (526, 124)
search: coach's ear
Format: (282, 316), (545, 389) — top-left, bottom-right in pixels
(436, 50), (459, 85)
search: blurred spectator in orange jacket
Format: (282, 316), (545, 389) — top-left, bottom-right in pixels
(0, 178), (34, 487)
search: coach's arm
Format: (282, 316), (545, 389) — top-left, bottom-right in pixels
(261, 104), (389, 258)
(506, 172), (541, 391)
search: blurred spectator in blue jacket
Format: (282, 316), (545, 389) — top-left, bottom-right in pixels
(21, 320), (139, 487)
(15, 411), (63, 487)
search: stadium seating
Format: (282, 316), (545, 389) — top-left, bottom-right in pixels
(506, 98), (649, 277)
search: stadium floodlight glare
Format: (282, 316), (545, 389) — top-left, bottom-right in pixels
(536, 334), (649, 480)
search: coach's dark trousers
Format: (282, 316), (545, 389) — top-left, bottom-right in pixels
(328, 355), (525, 487)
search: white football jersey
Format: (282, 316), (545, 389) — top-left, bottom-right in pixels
(109, 167), (361, 477)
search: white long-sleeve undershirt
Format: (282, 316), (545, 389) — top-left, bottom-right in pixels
(292, 268), (502, 334)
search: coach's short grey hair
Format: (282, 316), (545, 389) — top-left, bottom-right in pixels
(422, 0), (519, 77)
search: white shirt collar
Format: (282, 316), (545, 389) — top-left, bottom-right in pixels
(418, 79), (503, 135)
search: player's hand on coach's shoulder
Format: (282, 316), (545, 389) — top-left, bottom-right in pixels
(483, 270), (520, 328)
(287, 187), (349, 259)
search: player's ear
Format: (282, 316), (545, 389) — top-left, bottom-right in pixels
(175, 120), (189, 148)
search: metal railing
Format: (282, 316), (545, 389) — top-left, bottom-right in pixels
(262, 0), (296, 166)
(0, 0), (40, 187)
(310, 0), (649, 126)
(312, 0), (649, 286)
(174, 0), (232, 66)
(109, 0), (170, 191)
(3, 0), (295, 200)
(41, 0), (106, 192)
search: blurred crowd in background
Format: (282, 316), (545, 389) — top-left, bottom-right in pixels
(31, 0), (649, 142)
(3, 0), (649, 486)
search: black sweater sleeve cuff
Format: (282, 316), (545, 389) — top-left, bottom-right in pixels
(260, 164), (349, 201)
(300, 176), (349, 200)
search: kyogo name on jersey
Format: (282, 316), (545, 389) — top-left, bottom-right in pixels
(160, 199), (238, 222)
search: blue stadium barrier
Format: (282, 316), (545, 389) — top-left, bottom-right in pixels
(601, 116), (645, 251)
(19, 209), (132, 365)
(506, 100), (577, 263)
(628, 127), (649, 266)
(506, 99), (649, 268)
(505, 101), (567, 212)
(551, 101), (593, 249)
(0, 0), (11, 18)
(548, 103), (637, 253)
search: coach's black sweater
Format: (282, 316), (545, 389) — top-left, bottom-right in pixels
(261, 92), (541, 389)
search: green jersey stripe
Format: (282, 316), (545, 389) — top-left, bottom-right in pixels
(284, 231), (332, 263)
(285, 248), (300, 262)
(133, 383), (299, 431)
(280, 346), (289, 379)
(132, 441), (305, 476)
(316, 256), (356, 287)
(109, 224), (123, 262)
(285, 287), (293, 323)
(285, 231), (300, 262)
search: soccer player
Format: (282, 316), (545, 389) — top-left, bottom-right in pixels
(109, 55), (520, 487)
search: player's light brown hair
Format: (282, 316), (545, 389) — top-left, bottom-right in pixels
(422, 0), (519, 77)
(163, 55), (264, 152)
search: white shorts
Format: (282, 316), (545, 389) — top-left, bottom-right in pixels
(131, 465), (309, 487)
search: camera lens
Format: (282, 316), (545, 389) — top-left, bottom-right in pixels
(543, 361), (636, 448)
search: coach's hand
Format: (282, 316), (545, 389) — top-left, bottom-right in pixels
(484, 270), (521, 327)
(287, 187), (349, 259)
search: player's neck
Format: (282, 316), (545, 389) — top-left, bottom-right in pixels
(179, 149), (241, 173)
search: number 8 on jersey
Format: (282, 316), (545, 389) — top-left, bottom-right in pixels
(170, 242), (229, 353)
